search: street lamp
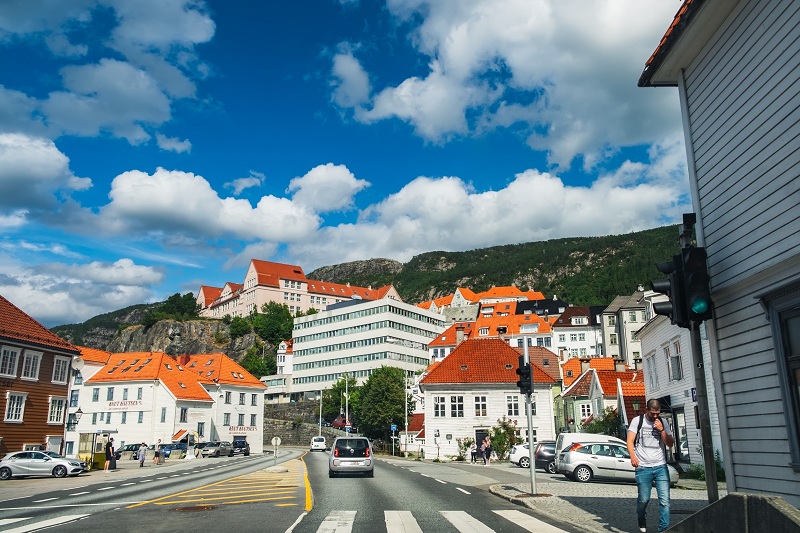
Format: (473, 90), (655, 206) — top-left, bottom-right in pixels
(75, 407), (83, 423)
(318, 390), (323, 437)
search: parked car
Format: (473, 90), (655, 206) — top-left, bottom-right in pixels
(554, 432), (627, 472)
(116, 443), (141, 460)
(231, 439), (250, 456)
(158, 442), (188, 459)
(534, 440), (557, 473)
(310, 436), (327, 451)
(329, 436), (373, 477)
(331, 415), (348, 429)
(0, 450), (85, 480)
(42, 451), (88, 472)
(557, 442), (679, 486)
(201, 441), (233, 457)
(508, 442), (531, 468)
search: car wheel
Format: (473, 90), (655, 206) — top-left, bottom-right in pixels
(365, 470), (374, 478)
(0, 467), (12, 480)
(328, 469), (336, 478)
(244, 452), (249, 456)
(214, 450), (220, 457)
(519, 457), (530, 468)
(229, 451), (234, 457)
(52, 465), (68, 478)
(574, 465), (593, 483)
(547, 461), (557, 474)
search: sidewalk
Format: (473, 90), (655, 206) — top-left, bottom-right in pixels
(489, 474), (727, 532)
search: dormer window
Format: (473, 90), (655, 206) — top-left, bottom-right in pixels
(178, 382), (186, 389)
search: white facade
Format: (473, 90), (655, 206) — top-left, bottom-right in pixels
(285, 297), (447, 397)
(602, 293), (647, 366)
(420, 384), (555, 460)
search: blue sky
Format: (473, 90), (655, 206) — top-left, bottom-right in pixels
(0, 0), (687, 327)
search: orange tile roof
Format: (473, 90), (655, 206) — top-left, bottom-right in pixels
(475, 286), (527, 301)
(421, 338), (555, 385)
(251, 259), (307, 287)
(562, 370), (593, 397)
(561, 357), (617, 387)
(197, 285), (223, 307)
(455, 287), (477, 302)
(596, 370), (642, 397)
(428, 322), (475, 347)
(306, 280), (389, 300)
(407, 413), (424, 432)
(522, 290), (546, 300)
(78, 346), (113, 364)
(523, 346), (561, 382)
(417, 300), (434, 310)
(639, 0), (700, 87)
(0, 295), (80, 353)
(86, 352), (265, 401)
(474, 312), (551, 336)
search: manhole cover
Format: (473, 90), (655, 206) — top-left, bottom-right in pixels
(173, 505), (215, 512)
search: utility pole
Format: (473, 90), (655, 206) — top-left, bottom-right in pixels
(520, 340), (537, 495)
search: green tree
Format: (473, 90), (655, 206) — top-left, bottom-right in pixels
(489, 416), (522, 461)
(581, 406), (623, 438)
(228, 316), (251, 340)
(253, 302), (294, 346)
(238, 344), (275, 379)
(141, 292), (199, 327)
(321, 374), (359, 422)
(355, 366), (406, 441)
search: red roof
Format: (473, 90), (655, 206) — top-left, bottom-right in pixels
(407, 413), (424, 432)
(561, 357), (617, 387)
(639, 0), (702, 87)
(421, 338), (555, 385)
(428, 322), (474, 347)
(0, 295), (79, 353)
(78, 346), (113, 364)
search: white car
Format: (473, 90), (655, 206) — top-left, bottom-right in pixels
(310, 436), (327, 451)
(509, 443), (531, 468)
(0, 451), (85, 480)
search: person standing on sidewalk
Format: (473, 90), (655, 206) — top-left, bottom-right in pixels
(103, 438), (115, 472)
(138, 442), (148, 467)
(627, 399), (674, 533)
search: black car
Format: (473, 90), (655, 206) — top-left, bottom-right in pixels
(231, 439), (250, 456)
(534, 440), (557, 473)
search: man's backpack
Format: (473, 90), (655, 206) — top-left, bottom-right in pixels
(634, 415), (667, 456)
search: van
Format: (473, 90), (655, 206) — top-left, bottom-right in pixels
(310, 436), (326, 452)
(554, 433), (626, 473)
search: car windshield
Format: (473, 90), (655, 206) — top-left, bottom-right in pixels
(42, 451), (65, 458)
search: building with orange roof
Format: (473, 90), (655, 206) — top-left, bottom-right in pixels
(554, 366), (639, 435)
(418, 338), (558, 460)
(0, 295), (81, 455)
(198, 258), (400, 319)
(263, 296), (446, 402)
(551, 305), (606, 359)
(64, 351), (266, 461)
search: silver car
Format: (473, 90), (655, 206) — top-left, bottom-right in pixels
(328, 437), (373, 477)
(558, 442), (678, 486)
(201, 441), (233, 457)
(0, 450), (85, 480)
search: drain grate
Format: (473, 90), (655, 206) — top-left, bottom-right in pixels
(173, 505), (215, 512)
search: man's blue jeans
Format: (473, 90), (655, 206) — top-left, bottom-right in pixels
(635, 464), (670, 531)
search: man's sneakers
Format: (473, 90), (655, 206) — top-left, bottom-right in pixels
(638, 515), (647, 532)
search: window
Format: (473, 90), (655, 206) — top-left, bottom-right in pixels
(225, 391), (232, 404)
(646, 353), (660, 390)
(239, 393), (245, 405)
(580, 404), (592, 418)
(250, 414), (257, 426)
(197, 422), (205, 437)
(578, 333), (586, 342)
(0, 346), (20, 377)
(123, 388), (129, 400)
(610, 334), (618, 345)
(52, 356), (70, 384)
(180, 408), (188, 423)
(223, 413), (231, 426)
(70, 390), (79, 407)
(48, 397), (65, 423)
(558, 334), (566, 342)
(160, 407), (167, 423)
(450, 396), (464, 417)
(74, 371), (83, 385)
(92, 388), (99, 402)
(628, 311), (637, 322)
(5, 391), (27, 421)
(238, 414), (245, 426)
(434, 396), (445, 417)
(106, 412), (112, 424)
(474, 396), (487, 417)
(251, 393), (258, 406)
(20, 350), (42, 380)
(570, 334), (577, 342)
(608, 316), (616, 326)
(138, 411), (144, 423)
(479, 327), (489, 336)
(507, 395), (519, 416)
(106, 387), (114, 401)
(665, 342), (683, 381)
(121, 412), (127, 424)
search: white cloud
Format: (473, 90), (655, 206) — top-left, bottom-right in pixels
(334, 0), (681, 169)
(156, 133), (192, 153)
(0, 133), (91, 213)
(331, 51), (371, 108)
(287, 163), (369, 213)
(225, 171), (264, 196)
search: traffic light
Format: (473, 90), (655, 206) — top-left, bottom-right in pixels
(650, 255), (688, 328)
(682, 246), (713, 322)
(516, 355), (532, 396)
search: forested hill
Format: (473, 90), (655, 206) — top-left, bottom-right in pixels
(308, 224), (682, 306)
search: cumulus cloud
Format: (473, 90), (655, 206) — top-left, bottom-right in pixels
(225, 171), (265, 196)
(0, 133), (91, 214)
(156, 133), (192, 153)
(287, 163), (369, 213)
(333, 0), (681, 168)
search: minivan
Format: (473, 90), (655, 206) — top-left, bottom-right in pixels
(554, 432), (626, 473)
(310, 436), (327, 452)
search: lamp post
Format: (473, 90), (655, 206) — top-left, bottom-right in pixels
(344, 373), (349, 428)
(318, 390), (323, 437)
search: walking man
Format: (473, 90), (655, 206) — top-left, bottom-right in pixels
(138, 442), (148, 467)
(627, 399), (674, 532)
(103, 437), (115, 472)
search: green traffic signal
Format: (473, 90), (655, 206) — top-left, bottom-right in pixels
(682, 247), (713, 323)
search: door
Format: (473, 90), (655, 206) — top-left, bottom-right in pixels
(584, 443), (617, 480)
(610, 444), (635, 480)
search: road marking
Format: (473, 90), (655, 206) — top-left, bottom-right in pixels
(385, 510), (423, 533)
(318, 510), (356, 533)
(456, 487), (471, 494)
(435, 479), (447, 484)
(441, 510), (495, 532)
(121, 482), (135, 486)
(492, 510), (568, 532)
(69, 492), (90, 496)
(32, 497), (58, 502)
(0, 518), (28, 526)
(97, 486), (115, 491)
(1, 514), (90, 533)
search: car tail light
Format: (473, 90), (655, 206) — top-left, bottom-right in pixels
(365, 447), (370, 458)
(568, 443), (583, 452)
(334, 447), (339, 457)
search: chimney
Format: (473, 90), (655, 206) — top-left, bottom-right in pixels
(178, 353), (190, 367)
(615, 360), (627, 372)
(456, 324), (465, 344)
(581, 359), (590, 373)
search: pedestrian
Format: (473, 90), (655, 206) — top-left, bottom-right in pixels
(470, 442), (477, 463)
(479, 440), (486, 465)
(103, 437), (114, 472)
(627, 399), (674, 533)
(153, 444), (160, 465)
(484, 437), (492, 466)
(138, 442), (148, 467)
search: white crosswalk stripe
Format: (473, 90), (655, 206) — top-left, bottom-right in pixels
(0, 514), (90, 533)
(312, 509), (568, 533)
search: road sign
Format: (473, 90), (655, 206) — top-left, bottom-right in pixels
(345, 426), (351, 433)
(391, 424), (397, 431)
(271, 436), (281, 446)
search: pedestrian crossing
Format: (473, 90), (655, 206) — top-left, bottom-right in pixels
(310, 509), (568, 533)
(0, 514), (90, 532)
